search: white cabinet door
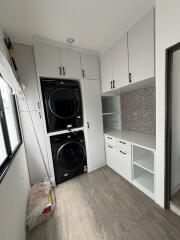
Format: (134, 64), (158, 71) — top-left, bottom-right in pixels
(128, 8), (155, 83)
(117, 150), (132, 182)
(81, 79), (105, 171)
(105, 144), (117, 171)
(33, 42), (61, 78)
(13, 43), (40, 111)
(81, 53), (100, 80)
(20, 110), (49, 185)
(112, 33), (129, 89)
(100, 49), (112, 93)
(60, 48), (81, 79)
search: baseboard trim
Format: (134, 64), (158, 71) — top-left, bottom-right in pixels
(170, 202), (180, 216)
(171, 184), (180, 196)
(88, 163), (106, 173)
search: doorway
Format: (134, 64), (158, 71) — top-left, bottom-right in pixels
(165, 42), (180, 213)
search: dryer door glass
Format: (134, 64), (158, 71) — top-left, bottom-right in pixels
(48, 88), (79, 119)
(57, 142), (85, 170)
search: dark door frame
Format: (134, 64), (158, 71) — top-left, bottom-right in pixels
(165, 42), (180, 209)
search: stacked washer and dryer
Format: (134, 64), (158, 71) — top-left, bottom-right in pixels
(40, 78), (87, 185)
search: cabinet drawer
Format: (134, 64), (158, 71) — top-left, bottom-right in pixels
(105, 135), (115, 146)
(116, 139), (131, 153)
(105, 143), (116, 171)
(117, 150), (132, 182)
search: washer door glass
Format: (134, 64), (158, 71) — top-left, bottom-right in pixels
(57, 142), (85, 170)
(48, 88), (79, 119)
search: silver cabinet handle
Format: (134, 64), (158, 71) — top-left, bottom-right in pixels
(59, 66), (62, 75)
(120, 150), (126, 155)
(87, 121), (90, 129)
(108, 145), (113, 149)
(63, 67), (65, 75)
(39, 111), (41, 119)
(119, 141), (126, 144)
(107, 137), (112, 139)
(82, 69), (85, 78)
(113, 80), (115, 88)
(129, 73), (132, 83)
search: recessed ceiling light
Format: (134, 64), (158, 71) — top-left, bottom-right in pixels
(66, 37), (75, 44)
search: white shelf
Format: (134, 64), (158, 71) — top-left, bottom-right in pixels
(133, 165), (154, 196)
(133, 152), (154, 174)
(103, 112), (120, 116)
(134, 172), (154, 193)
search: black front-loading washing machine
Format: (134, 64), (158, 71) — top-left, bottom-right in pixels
(50, 130), (87, 184)
(40, 78), (83, 133)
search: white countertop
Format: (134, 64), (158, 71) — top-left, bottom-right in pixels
(104, 128), (156, 151)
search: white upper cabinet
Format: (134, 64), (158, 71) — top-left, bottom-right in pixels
(60, 48), (81, 79)
(34, 42), (82, 79)
(128, 9), (155, 83)
(112, 33), (129, 89)
(34, 42), (61, 78)
(13, 43), (40, 111)
(100, 48), (112, 93)
(100, 8), (155, 93)
(81, 53), (100, 80)
(100, 33), (129, 93)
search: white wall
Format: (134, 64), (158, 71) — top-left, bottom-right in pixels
(155, 0), (180, 207)
(0, 145), (30, 240)
(0, 28), (30, 240)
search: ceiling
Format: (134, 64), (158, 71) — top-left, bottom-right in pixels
(0, 0), (155, 52)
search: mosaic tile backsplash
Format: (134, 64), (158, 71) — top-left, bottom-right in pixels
(120, 87), (156, 136)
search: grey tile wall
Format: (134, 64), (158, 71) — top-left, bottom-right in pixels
(120, 87), (156, 136)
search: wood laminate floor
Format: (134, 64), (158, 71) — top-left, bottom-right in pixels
(28, 166), (180, 240)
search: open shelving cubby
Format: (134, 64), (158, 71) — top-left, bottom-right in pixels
(102, 95), (121, 130)
(132, 145), (155, 199)
(133, 165), (154, 193)
(102, 96), (120, 114)
(133, 146), (154, 173)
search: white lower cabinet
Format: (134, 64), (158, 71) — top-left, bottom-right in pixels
(104, 133), (155, 200)
(105, 135), (132, 182)
(106, 144), (117, 171)
(117, 150), (132, 182)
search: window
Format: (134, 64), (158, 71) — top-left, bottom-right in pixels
(0, 74), (21, 180)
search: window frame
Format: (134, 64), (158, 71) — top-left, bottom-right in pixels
(0, 76), (22, 182)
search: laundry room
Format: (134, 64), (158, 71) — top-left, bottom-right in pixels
(1, 1), (180, 240)
(13, 41), (104, 187)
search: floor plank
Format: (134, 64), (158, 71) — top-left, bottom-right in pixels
(28, 166), (180, 240)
